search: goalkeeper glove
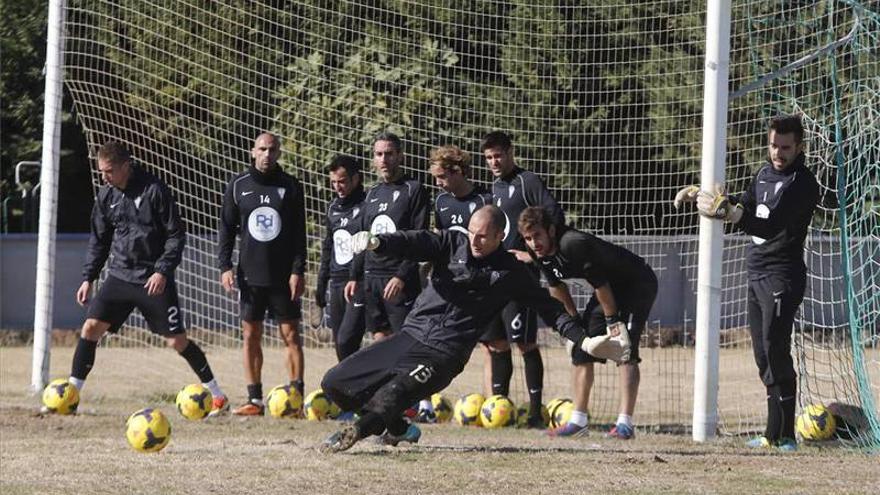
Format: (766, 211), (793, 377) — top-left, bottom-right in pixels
(351, 231), (380, 254)
(673, 185), (700, 209)
(696, 185), (743, 223)
(581, 334), (630, 364)
(579, 316), (632, 364)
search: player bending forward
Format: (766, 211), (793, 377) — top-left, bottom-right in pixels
(319, 206), (628, 453)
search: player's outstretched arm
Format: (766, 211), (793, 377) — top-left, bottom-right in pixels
(353, 230), (448, 263)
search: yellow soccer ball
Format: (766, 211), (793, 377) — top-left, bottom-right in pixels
(431, 393), (454, 423)
(126, 408), (171, 453)
(515, 404), (550, 428)
(548, 398), (574, 428)
(454, 393), (485, 426)
(480, 395), (516, 428)
(327, 399), (342, 419)
(175, 384), (213, 420)
(545, 398), (565, 417)
(304, 389), (331, 421)
(796, 403), (837, 440)
(42, 378), (79, 415)
(266, 385), (304, 418)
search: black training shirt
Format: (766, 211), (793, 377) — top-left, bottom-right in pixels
(373, 230), (588, 365)
(533, 227), (654, 296)
(731, 154), (819, 279)
(434, 185), (492, 232)
(83, 166), (185, 284)
(318, 185), (366, 289)
(349, 174), (429, 280)
(217, 165), (307, 287)
(492, 166), (565, 250)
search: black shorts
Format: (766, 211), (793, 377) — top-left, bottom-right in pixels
(86, 275), (184, 336)
(363, 273), (420, 334)
(479, 300), (538, 345)
(321, 332), (462, 414)
(239, 277), (302, 322)
(571, 281), (657, 366)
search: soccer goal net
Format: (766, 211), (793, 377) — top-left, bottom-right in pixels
(58, 0), (878, 448)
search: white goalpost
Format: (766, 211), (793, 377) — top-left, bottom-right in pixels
(31, 0), (67, 394)
(692, 0), (732, 443)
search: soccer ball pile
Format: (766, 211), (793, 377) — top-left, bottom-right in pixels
(176, 384), (213, 420)
(41, 379), (79, 415)
(126, 408), (171, 453)
(453, 393), (556, 428)
(796, 403), (837, 441)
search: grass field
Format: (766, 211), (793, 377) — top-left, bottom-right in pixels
(1, 345), (877, 494)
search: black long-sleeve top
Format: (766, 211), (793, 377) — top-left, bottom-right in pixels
(372, 230), (589, 367)
(492, 166), (565, 250)
(348, 175), (429, 281)
(434, 185), (492, 232)
(217, 165), (306, 287)
(83, 166), (185, 284)
(534, 227), (655, 296)
(317, 185), (367, 297)
(730, 154), (819, 279)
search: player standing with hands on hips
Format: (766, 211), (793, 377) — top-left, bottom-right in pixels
(64, 141), (228, 413)
(218, 133), (307, 416)
(674, 114), (819, 451)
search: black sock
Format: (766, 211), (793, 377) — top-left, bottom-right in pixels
(765, 385), (782, 441)
(290, 379), (304, 397)
(70, 337), (98, 381)
(355, 411), (386, 438)
(178, 340), (214, 383)
(247, 383), (263, 403)
(490, 349), (513, 396)
(522, 348), (544, 417)
(779, 379), (797, 440)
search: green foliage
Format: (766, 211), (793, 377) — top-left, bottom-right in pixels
(14, 0), (877, 241)
(1, 0), (91, 232)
